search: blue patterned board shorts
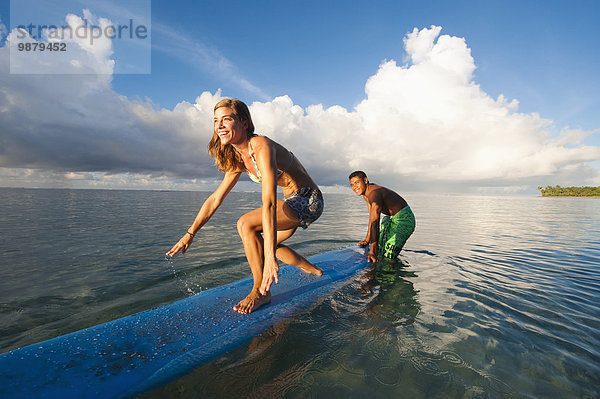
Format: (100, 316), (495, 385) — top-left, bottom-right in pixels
(284, 187), (324, 229)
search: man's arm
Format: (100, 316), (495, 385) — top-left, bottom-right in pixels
(366, 192), (383, 262)
(358, 200), (371, 246)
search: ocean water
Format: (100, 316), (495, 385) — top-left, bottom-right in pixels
(0, 188), (599, 398)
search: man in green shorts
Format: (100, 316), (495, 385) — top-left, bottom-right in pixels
(349, 171), (416, 262)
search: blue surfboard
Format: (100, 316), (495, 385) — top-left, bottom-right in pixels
(0, 246), (370, 399)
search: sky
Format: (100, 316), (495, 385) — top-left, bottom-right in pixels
(1, 0), (599, 194)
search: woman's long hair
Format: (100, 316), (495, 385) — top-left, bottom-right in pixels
(208, 98), (255, 172)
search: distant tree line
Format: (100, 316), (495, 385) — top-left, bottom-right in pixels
(537, 185), (600, 197)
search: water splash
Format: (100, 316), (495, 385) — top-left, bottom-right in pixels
(164, 255), (200, 296)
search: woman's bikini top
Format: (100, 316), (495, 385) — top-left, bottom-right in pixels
(247, 136), (294, 184)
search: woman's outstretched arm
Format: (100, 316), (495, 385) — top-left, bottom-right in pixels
(166, 171), (241, 256)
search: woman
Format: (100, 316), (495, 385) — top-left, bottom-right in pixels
(166, 98), (324, 314)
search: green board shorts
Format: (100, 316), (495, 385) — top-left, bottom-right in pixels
(378, 205), (416, 259)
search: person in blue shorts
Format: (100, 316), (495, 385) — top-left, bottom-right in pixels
(166, 99), (323, 314)
(349, 171), (415, 262)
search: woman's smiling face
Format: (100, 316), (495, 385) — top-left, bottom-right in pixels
(214, 106), (248, 145)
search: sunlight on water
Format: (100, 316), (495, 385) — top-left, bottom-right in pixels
(1, 189), (599, 398)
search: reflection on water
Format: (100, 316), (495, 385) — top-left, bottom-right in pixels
(141, 194), (600, 398)
(355, 258), (420, 328)
(140, 258), (422, 398)
(1, 189), (600, 398)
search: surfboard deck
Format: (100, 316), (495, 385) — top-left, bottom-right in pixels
(0, 246), (370, 399)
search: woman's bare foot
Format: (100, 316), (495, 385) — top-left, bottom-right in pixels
(297, 261), (323, 276)
(233, 289), (271, 314)
(275, 245), (323, 276)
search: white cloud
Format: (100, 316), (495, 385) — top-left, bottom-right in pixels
(8, 9), (115, 76)
(0, 23), (599, 192)
(0, 9), (223, 182)
(248, 26), (600, 188)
